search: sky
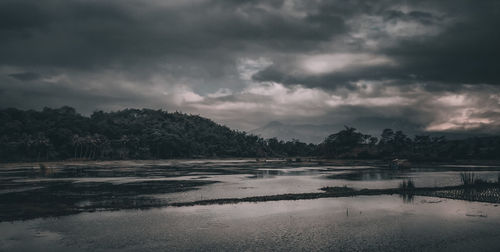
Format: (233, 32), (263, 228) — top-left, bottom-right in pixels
(1, 0), (500, 136)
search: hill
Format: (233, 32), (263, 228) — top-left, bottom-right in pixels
(0, 107), (315, 162)
(2, 107), (499, 162)
(250, 121), (335, 144)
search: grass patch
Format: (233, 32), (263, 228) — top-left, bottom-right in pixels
(399, 179), (415, 191)
(399, 179), (415, 203)
(460, 172), (476, 186)
(320, 186), (356, 193)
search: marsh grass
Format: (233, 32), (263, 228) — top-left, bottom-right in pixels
(39, 163), (47, 172)
(38, 163), (55, 177)
(320, 185), (355, 193)
(460, 172), (476, 186)
(399, 179), (415, 191)
(399, 179), (415, 203)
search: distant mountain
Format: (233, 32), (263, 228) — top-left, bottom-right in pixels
(250, 119), (473, 144)
(250, 121), (338, 144)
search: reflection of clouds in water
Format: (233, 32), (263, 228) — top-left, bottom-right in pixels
(4, 196), (500, 251)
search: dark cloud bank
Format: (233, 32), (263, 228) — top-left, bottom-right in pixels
(1, 0), (500, 141)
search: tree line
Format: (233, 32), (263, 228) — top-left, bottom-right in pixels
(1, 107), (499, 162)
(0, 107), (315, 162)
(318, 126), (500, 161)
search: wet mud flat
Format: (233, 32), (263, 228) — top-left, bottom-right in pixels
(3, 159), (500, 252)
(419, 186), (500, 204)
(7, 178), (499, 222)
(0, 159), (337, 221)
(2, 159), (500, 222)
(0, 179), (217, 222)
(172, 183), (500, 207)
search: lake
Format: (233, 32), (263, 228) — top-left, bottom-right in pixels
(1, 159), (500, 251)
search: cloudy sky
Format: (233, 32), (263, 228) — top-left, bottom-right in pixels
(1, 0), (500, 136)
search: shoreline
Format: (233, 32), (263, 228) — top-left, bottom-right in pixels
(3, 158), (500, 167)
(3, 183), (500, 222)
(171, 183), (500, 207)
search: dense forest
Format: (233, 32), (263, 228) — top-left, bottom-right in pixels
(0, 107), (315, 162)
(1, 107), (500, 162)
(317, 127), (500, 161)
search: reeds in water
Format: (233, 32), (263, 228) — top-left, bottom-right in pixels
(460, 172), (476, 186)
(399, 179), (415, 191)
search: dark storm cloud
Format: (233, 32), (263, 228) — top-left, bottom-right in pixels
(5, 0), (495, 85)
(253, 64), (405, 90)
(383, 10), (437, 24)
(8, 72), (40, 81)
(253, 0), (500, 89)
(0, 0), (345, 70)
(0, 73), (156, 115)
(0, 0), (499, 135)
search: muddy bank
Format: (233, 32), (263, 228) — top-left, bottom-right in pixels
(3, 159), (500, 222)
(172, 183), (500, 207)
(418, 187), (500, 204)
(170, 186), (397, 207)
(0, 179), (216, 222)
(3, 180), (500, 222)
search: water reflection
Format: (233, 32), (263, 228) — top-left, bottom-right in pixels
(2, 160), (500, 221)
(400, 193), (415, 203)
(2, 196), (500, 251)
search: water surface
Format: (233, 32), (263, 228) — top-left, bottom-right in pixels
(2, 159), (500, 251)
(2, 196), (500, 251)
